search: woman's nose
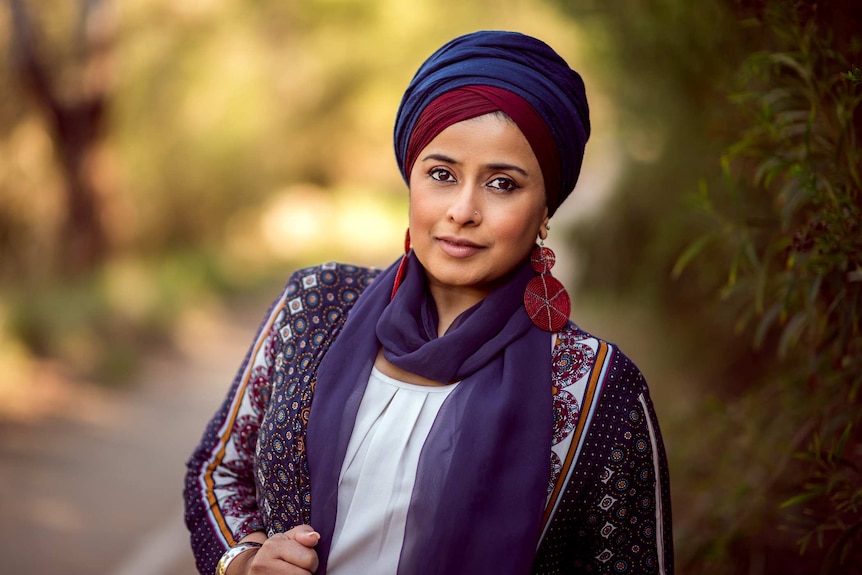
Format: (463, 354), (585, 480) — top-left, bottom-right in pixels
(447, 186), (481, 225)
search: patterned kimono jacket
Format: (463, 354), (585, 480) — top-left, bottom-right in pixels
(184, 263), (674, 574)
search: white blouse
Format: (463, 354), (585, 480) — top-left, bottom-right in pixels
(326, 367), (458, 574)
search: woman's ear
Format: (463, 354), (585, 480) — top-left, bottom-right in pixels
(538, 212), (550, 241)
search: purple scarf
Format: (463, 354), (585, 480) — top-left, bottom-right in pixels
(307, 253), (553, 574)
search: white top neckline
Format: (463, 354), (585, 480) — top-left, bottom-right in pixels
(325, 367), (459, 574)
(369, 365), (459, 392)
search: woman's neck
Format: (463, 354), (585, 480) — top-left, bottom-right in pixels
(374, 349), (447, 386)
(427, 282), (489, 337)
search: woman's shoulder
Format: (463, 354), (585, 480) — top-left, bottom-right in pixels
(259, 262), (383, 333)
(553, 320), (648, 400)
(285, 261), (382, 289)
(280, 262), (383, 301)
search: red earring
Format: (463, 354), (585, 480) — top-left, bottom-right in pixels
(391, 229), (411, 300)
(523, 241), (571, 332)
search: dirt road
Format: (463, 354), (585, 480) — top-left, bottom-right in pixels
(0, 301), (265, 575)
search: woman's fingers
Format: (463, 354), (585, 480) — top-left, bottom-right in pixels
(250, 529), (319, 574)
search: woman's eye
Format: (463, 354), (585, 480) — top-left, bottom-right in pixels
(488, 177), (519, 192)
(429, 167), (455, 182)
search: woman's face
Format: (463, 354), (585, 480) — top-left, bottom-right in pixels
(409, 113), (549, 298)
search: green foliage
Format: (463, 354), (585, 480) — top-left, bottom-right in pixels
(558, 0), (861, 571)
(1, 249), (241, 384)
(559, 0), (749, 318)
(677, 2), (862, 570)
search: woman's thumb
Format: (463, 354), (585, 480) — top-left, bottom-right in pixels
(294, 525), (321, 547)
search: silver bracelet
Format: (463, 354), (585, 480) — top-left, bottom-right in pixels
(215, 541), (263, 575)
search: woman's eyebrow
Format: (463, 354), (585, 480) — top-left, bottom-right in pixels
(486, 162), (528, 176)
(420, 154), (530, 176)
(421, 153), (458, 164)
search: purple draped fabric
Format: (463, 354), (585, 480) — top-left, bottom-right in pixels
(307, 253), (553, 574)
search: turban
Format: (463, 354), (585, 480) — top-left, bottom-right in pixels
(394, 30), (591, 217)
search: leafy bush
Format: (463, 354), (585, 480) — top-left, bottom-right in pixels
(678, 2), (862, 570)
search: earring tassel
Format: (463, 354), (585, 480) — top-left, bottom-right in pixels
(391, 229), (411, 300)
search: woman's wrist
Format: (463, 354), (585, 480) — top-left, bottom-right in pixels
(216, 541), (262, 575)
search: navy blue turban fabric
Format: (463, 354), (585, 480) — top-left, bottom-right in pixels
(394, 30), (591, 217)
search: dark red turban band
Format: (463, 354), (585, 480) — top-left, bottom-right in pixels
(404, 86), (561, 209)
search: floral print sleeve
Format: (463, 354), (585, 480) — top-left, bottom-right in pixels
(183, 282), (290, 575)
(536, 330), (673, 574)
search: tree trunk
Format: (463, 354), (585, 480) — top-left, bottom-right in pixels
(7, 0), (115, 274)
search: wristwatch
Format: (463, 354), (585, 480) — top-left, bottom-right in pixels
(215, 542), (263, 575)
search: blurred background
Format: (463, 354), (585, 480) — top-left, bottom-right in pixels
(0, 0), (859, 573)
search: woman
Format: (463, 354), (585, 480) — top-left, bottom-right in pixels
(185, 30), (673, 575)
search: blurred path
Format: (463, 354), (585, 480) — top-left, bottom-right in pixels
(0, 298), (267, 575)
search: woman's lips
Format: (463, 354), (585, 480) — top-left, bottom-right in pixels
(436, 236), (483, 258)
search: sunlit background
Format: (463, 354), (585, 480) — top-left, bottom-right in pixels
(1, 1), (860, 574)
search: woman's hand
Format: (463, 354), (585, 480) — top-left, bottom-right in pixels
(229, 525), (320, 575)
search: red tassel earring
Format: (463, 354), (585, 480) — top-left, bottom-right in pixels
(390, 229), (411, 300)
(523, 239), (571, 332)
